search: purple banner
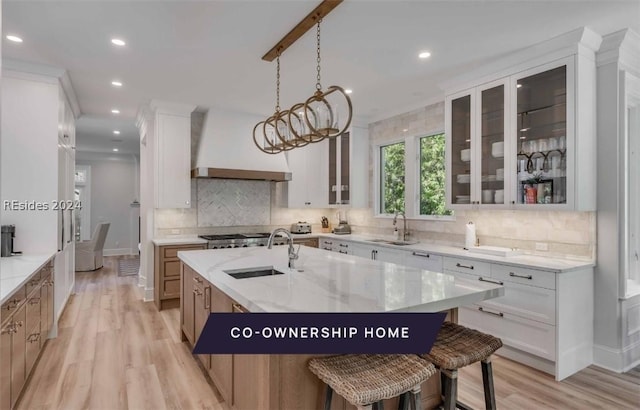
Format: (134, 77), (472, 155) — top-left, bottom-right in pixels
(193, 312), (446, 354)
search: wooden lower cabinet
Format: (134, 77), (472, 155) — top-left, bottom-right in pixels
(180, 261), (442, 410)
(155, 243), (206, 310)
(292, 237), (319, 248)
(1, 322), (12, 410)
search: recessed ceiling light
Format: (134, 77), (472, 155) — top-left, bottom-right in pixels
(418, 51), (431, 59)
(113, 130), (120, 135)
(111, 38), (126, 46)
(111, 109), (120, 114)
(402, 129), (408, 132)
(345, 89), (353, 94)
(516, 84), (522, 88)
(111, 81), (123, 87)
(520, 127), (530, 132)
(113, 148), (119, 152)
(6, 35), (23, 43)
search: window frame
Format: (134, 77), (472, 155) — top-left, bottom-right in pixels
(375, 138), (407, 217)
(415, 132), (455, 221)
(374, 131), (455, 221)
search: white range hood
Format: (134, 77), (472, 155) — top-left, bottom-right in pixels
(192, 108), (291, 182)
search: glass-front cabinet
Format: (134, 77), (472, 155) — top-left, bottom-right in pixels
(446, 54), (593, 211)
(514, 63), (570, 206)
(446, 79), (509, 208)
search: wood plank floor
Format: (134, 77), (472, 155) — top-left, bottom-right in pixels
(17, 256), (640, 410)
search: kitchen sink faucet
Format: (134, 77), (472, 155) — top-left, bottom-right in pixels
(393, 211), (410, 242)
(267, 228), (299, 269)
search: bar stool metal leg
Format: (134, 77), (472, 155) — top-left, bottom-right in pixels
(398, 392), (406, 410)
(481, 358), (497, 410)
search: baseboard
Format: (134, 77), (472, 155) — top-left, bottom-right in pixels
(593, 343), (625, 372)
(495, 345), (556, 376)
(104, 248), (137, 256)
(556, 341), (593, 380)
(622, 339), (640, 372)
(143, 286), (154, 302)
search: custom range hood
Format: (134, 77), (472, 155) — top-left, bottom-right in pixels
(192, 109), (291, 182)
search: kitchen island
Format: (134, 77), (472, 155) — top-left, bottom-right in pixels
(178, 246), (503, 410)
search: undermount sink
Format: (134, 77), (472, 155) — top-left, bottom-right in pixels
(224, 266), (285, 279)
(365, 239), (419, 246)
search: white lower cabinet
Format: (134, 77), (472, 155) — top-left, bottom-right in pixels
(446, 255), (593, 380)
(319, 238), (351, 254)
(403, 251), (444, 273)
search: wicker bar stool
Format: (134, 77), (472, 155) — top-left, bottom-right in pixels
(308, 354), (436, 410)
(423, 322), (503, 410)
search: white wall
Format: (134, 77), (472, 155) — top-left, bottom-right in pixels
(76, 151), (139, 255)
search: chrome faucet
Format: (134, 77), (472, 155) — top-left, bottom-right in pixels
(267, 228), (299, 269)
(393, 211), (409, 242)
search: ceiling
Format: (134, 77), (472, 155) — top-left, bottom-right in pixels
(3, 1), (639, 154)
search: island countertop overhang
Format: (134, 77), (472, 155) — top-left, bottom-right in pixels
(178, 246), (504, 313)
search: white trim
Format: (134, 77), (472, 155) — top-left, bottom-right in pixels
(104, 248), (137, 256)
(149, 100), (196, 116)
(143, 286), (154, 302)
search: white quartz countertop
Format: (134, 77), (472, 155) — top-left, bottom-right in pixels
(152, 237), (208, 246)
(178, 247), (504, 313)
(312, 233), (594, 273)
(1, 253), (55, 304)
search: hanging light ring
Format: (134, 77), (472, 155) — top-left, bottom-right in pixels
(263, 114), (295, 152)
(303, 85), (353, 139)
(273, 109), (308, 148)
(253, 120), (282, 154)
(289, 102), (323, 143)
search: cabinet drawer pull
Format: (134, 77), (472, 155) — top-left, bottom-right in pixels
(27, 333), (41, 343)
(5, 298), (21, 310)
(232, 303), (246, 313)
(193, 288), (203, 296)
(28, 279), (40, 286)
(456, 263), (474, 270)
(323, 247), (332, 251)
(193, 276), (203, 284)
(325, 241), (333, 245)
(509, 272), (533, 280)
(479, 277), (503, 285)
(204, 287), (211, 310)
(478, 307), (504, 317)
(339, 250), (348, 254)
(412, 251), (430, 258)
(339, 244), (348, 248)
(14, 320), (23, 328)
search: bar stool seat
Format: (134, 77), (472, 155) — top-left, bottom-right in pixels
(423, 322), (503, 410)
(309, 354), (436, 410)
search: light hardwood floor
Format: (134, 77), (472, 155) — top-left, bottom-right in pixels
(16, 256), (640, 410)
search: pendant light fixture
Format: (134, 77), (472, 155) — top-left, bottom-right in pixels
(253, 0), (352, 153)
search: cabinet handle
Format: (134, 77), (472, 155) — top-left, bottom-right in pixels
(325, 241), (333, 245)
(193, 276), (203, 284)
(28, 279), (40, 286)
(193, 288), (203, 296)
(28, 333), (41, 343)
(1, 325), (14, 335)
(478, 307), (504, 317)
(339, 244), (348, 248)
(29, 298), (41, 305)
(511, 201), (515, 204)
(456, 263), (474, 270)
(478, 277), (503, 285)
(412, 251), (430, 258)
(204, 287), (211, 310)
(14, 320), (23, 328)
(339, 250), (348, 254)
(305, 202), (311, 205)
(509, 272), (533, 280)
(323, 247), (332, 251)
(5, 299), (20, 310)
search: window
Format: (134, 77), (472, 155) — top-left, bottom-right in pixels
(379, 142), (405, 214)
(419, 133), (452, 216)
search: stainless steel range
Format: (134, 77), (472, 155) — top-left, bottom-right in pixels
(199, 233), (287, 249)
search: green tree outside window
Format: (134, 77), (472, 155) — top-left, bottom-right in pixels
(380, 142), (405, 213)
(420, 133), (452, 216)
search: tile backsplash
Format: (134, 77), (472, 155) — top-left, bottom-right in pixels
(197, 179), (270, 227)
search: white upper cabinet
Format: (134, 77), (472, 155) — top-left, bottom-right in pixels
(445, 28), (601, 211)
(283, 139), (329, 208)
(149, 101), (196, 209)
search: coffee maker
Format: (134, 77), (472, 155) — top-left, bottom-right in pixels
(1, 225), (17, 257)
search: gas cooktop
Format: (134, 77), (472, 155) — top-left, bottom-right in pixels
(198, 233), (286, 249)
